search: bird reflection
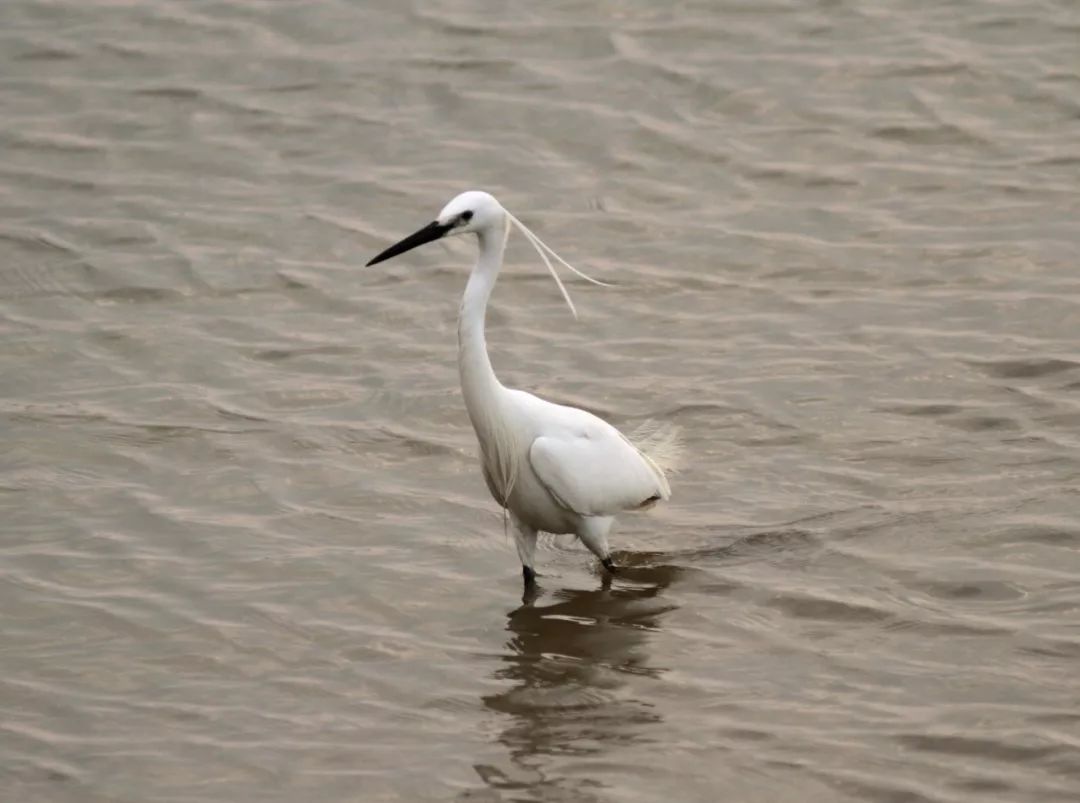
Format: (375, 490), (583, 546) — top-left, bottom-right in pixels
(474, 557), (682, 799)
(468, 528), (817, 798)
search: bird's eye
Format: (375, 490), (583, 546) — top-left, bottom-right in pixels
(460, 211), (473, 223)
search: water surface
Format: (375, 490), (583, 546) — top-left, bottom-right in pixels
(2, 1), (1080, 801)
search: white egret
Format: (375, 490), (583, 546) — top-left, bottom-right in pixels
(366, 191), (676, 590)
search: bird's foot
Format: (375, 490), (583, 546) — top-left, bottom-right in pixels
(521, 565), (539, 604)
(601, 557), (618, 574)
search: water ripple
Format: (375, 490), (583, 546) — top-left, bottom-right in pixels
(2, 0), (1079, 801)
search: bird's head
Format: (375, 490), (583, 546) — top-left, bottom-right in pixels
(364, 189), (612, 317)
(437, 190), (505, 236)
(365, 190), (504, 267)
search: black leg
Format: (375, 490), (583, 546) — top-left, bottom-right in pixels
(522, 565), (537, 586)
(601, 557), (617, 574)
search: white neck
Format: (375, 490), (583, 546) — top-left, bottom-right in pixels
(458, 217), (510, 445)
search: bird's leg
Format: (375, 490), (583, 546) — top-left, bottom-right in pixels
(578, 516), (617, 574)
(510, 512), (538, 589)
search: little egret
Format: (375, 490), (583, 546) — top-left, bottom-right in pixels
(366, 191), (676, 590)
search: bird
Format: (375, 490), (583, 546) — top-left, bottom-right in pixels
(366, 191), (676, 591)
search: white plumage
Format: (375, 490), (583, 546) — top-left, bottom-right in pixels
(366, 190), (677, 589)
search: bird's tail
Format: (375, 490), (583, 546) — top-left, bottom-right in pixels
(628, 419), (684, 479)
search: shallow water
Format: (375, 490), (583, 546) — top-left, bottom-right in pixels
(2, 1), (1080, 801)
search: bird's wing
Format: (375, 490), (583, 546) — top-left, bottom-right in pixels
(529, 423), (671, 517)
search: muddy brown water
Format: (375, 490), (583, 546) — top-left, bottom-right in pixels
(2, 1), (1080, 801)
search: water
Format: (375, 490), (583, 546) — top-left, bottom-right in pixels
(2, 1), (1079, 800)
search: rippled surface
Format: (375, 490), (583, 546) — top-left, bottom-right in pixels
(3, 1), (1080, 800)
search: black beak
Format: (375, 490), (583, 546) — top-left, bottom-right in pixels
(366, 220), (451, 267)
